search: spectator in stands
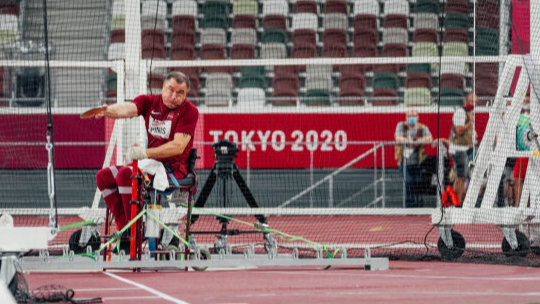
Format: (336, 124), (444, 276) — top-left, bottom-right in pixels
(395, 109), (433, 207)
(449, 93), (477, 203)
(94, 71), (199, 230)
(513, 93), (531, 206)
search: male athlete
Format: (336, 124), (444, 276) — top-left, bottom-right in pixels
(95, 71), (199, 230)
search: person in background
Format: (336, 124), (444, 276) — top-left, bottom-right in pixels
(449, 93), (477, 203)
(395, 109), (433, 208)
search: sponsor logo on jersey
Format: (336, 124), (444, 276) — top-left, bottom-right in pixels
(151, 110), (160, 115)
(149, 116), (172, 139)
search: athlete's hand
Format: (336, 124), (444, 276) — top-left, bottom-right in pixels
(95, 104), (108, 119)
(128, 144), (148, 160)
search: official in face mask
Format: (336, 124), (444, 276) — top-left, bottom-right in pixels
(394, 109), (433, 208)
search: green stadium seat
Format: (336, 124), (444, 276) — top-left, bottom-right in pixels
(233, 0), (258, 17)
(203, 1), (229, 17)
(262, 29), (288, 44)
(304, 89), (332, 106)
(202, 16), (229, 30)
(241, 66), (266, 78)
(475, 28), (499, 55)
(439, 88), (464, 106)
(414, 0), (439, 14)
(412, 42), (439, 73)
(404, 87), (432, 106)
(373, 73), (398, 91)
(444, 13), (469, 29)
(240, 75), (266, 89)
(107, 73), (117, 91)
(407, 63), (431, 75)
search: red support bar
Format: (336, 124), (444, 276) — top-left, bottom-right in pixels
(130, 160), (139, 260)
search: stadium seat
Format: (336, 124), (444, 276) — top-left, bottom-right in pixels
(261, 43), (287, 62)
(475, 63), (498, 78)
(111, 15), (125, 30)
(407, 63), (431, 75)
(141, 29), (165, 48)
(202, 1), (229, 17)
(352, 45), (378, 71)
(107, 73), (117, 91)
(326, 0), (348, 14)
(147, 73), (164, 89)
(412, 42), (438, 73)
(142, 44), (165, 60)
(413, 29), (437, 43)
(475, 74), (498, 106)
(339, 65), (365, 78)
(272, 91), (298, 106)
(353, 28), (378, 47)
(475, 28), (499, 55)
(237, 88), (266, 107)
(372, 88), (398, 106)
(241, 66), (265, 78)
(262, 0), (288, 29)
(110, 29), (125, 43)
(200, 44), (228, 73)
(304, 89), (332, 106)
(323, 29), (347, 46)
(230, 44), (255, 60)
(444, 13), (469, 30)
(323, 13), (348, 30)
(384, 15), (408, 29)
(305, 77), (333, 92)
(446, 0), (469, 15)
(273, 74), (299, 96)
(232, 15), (257, 29)
(233, 0), (258, 17)
(406, 73), (431, 89)
(294, 1), (318, 14)
(384, 0), (409, 18)
(292, 29), (317, 47)
(373, 73), (399, 91)
(444, 28), (468, 43)
(231, 28), (257, 45)
(141, 0), (167, 30)
(170, 44), (196, 61)
(0, 15), (17, 45)
(339, 76), (365, 106)
(353, 0), (379, 17)
(202, 16), (229, 31)
(291, 13), (319, 32)
(172, 16), (196, 33)
(239, 73), (266, 89)
(322, 43), (348, 64)
(108, 43), (125, 60)
(201, 28), (227, 46)
(476, 0), (499, 29)
(172, 29), (196, 47)
(380, 43), (407, 72)
(0, 2), (19, 15)
(414, 13), (439, 31)
(414, 0), (439, 14)
(440, 74), (464, 90)
(404, 88), (432, 106)
(172, 0), (198, 19)
(353, 14), (378, 30)
(112, 0), (124, 16)
(262, 29), (288, 44)
(440, 62), (466, 76)
(439, 88), (464, 106)
(205, 73), (233, 106)
(382, 28), (408, 45)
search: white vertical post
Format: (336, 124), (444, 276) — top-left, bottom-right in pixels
(124, 0), (142, 149)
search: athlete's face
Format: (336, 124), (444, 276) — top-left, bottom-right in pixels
(162, 78), (188, 109)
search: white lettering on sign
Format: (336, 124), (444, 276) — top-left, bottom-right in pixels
(149, 117), (172, 139)
(209, 130), (348, 152)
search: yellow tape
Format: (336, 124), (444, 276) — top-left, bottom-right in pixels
(147, 204), (162, 210)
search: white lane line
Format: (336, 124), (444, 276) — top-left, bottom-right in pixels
(103, 272), (190, 304)
(103, 296), (162, 300)
(258, 271), (540, 281)
(74, 287), (141, 292)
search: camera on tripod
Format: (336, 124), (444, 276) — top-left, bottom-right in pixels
(212, 139), (239, 161)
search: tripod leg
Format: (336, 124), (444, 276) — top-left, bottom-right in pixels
(191, 166), (217, 224)
(232, 163), (267, 224)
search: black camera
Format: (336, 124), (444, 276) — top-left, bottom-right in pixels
(212, 139), (239, 162)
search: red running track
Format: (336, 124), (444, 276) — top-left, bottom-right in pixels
(24, 261), (540, 304)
